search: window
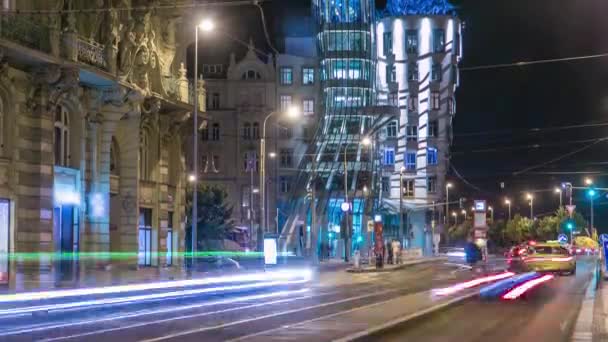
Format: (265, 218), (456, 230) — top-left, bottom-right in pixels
(431, 92), (440, 110)
(252, 122), (260, 139)
(280, 67), (293, 85)
(110, 138), (119, 175)
(429, 120), (438, 137)
(384, 148), (395, 165)
(405, 151), (416, 171)
(382, 177), (390, 192)
(408, 62), (418, 82)
(244, 151), (258, 172)
(386, 121), (397, 138)
(427, 176), (437, 193)
(166, 211), (173, 266)
(303, 99), (315, 116)
(212, 154), (220, 172)
(383, 31), (393, 56)
(406, 125), (418, 142)
(211, 123), (220, 141)
(280, 176), (291, 193)
(427, 147), (438, 165)
(433, 29), (445, 53)
(386, 65), (396, 83)
(242, 122), (251, 140)
(406, 30), (418, 54)
(280, 95), (292, 111)
(407, 96), (418, 112)
(54, 105), (70, 167)
(403, 179), (415, 197)
(279, 124), (293, 139)
(139, 131), (149, 180)
(432, 64), (442, 82)
(302, 67), (315, 85)
(242, 69), (261, 80)
(388, 92), (398, 106)
(448, 98), (455, 115)
(201, 122), (209, 141)
(211, 93), (220, 109)
(138, 208), (152, 266)
(280, 149), (293, 168)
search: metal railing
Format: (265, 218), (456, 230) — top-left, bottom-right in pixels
(0, 14), (50, 53)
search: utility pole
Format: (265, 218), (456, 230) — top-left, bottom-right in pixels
(311, 158), (318, 264)
(343, 145), (350, 262)
(399, 167), (404, 247)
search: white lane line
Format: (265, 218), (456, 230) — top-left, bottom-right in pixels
(0, 279), (306, 317)
(35, 286), (361, 342)
(138, 289), (400, 342)
(0, 289), (311, 338)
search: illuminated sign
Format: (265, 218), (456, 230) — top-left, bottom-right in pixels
(264, 238), (277, 265)
(374, 214), (382, 223)
(474, 200), (486, 212)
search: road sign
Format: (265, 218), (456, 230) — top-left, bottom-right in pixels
(558, 234), (568, 244)
(600, 234), (608, 243)
(367, 220), (374, 232)
(566, 205), (576, 216)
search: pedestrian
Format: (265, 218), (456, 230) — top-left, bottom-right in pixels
(391, 239), (401, 264)
(464, 236), (481, 266)
(387, 241), (393, 264)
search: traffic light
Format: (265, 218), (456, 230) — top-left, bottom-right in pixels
(567, 222), (574, 230)
(587, 188), (597, 197)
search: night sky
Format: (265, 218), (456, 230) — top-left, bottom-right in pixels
(197, 0), (608, 231)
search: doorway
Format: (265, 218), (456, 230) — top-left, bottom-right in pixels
(138, 208), (152, 266)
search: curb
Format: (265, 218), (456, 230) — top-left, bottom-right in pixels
(571, 260), (601, 342)
(346, 257), (447, 273)
(333, 291), (477, 341)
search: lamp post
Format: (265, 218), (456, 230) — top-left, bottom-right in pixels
(504, 199), (511, 220)
(588, 188), (596, 237)
(452, 211), (458, 225)
(488, 206), (494, 222)
(554, 187), (562, 208)
(445, 183), (452, 225)
(191, 18), (215, 262)
(400, 166), (405, 246)
(526, 193), (534, 220)
(260, 106), (299, 239)
(461, 209), (467, 221)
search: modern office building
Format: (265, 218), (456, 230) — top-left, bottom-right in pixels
(0, 1), (204, 289)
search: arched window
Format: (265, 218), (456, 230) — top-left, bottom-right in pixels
(139, 131), (149, 180)
(110, 137), (119, 176)
(54, 105), (69, 166)
(252, 122), (260, 139)
(243, 122), (251, 140)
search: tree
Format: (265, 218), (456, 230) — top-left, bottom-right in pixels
(447, 219), (473, 243)
(504, 215), (533, 244)
(185, 185), (234, 251)
(488, 219), (507, 247)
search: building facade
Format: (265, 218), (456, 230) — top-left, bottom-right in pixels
(0, 0), (204, 289)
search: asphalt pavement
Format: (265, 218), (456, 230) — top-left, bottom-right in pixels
(0, 261), (473, 342)
(378, 256), (596, 342)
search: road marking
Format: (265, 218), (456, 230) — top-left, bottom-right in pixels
(137, 289), (400, 342)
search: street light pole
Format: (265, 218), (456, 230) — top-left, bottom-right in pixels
(260, 111), (276, 237)
(445, 183), (452, 225)
(191, 26), (200, 262)
(526, 193), (534, 220)
(400, 167), (404, 247)
(343, 144), (350, 262)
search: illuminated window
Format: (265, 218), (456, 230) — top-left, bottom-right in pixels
(429, 120), (438, 137)
(386, 121), (397, 138)
(408, 62), (418, 82)
(433, 29), (445, 53)
(54, 105), (70, 167)
(431, 92), (441, 110)
(303, 99), (315, 116)
(403, 179), (415, 197)
(406, 125), (418, 142)
(302, 67), (315, 85)
(427, 147), (438, 165)
(405, 151), (416, 171)
(280, 95), (292, 111)
(427, 176), (437, 193)
(280, 67), (293, 85)
(406, 30), (418, 54)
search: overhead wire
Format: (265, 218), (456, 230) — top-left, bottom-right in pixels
(460, 52), (608, 72)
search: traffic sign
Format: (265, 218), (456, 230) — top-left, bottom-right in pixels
(566, 205), (576, 216)
(600, 234), (608, 243)
(557, 234), (568, 244)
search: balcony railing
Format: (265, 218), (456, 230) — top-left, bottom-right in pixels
(77, 38), (107, 70)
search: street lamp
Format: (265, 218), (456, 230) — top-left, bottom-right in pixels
(260, 106), (300, 239)
(526, 193), (534, 220)
(504, 199), (511, 220)
(461, 209), (467, 220)
(268, 152), (277, 159)
(188, 174), (196, 183)
(452, 211), (458, 225)
(488, 206), (494, 222)
(445, 183), (452, 225)
(585, 178), (593, 186)
(191, 18), (215, 261)
(588, 188), (597, 235)
(361, 136), (372, 146)
(554, 187), (562, 208)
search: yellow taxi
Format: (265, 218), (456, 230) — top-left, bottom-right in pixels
(519, 242), (576, 275)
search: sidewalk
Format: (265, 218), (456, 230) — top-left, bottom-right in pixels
(588, 276), (608, 341)
(345, 257), (447, 273)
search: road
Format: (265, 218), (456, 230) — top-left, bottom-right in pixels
(379, 257), (596, 342)
(0, 261), (474, 342)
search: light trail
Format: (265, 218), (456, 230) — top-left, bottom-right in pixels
(502, 274), (555, 300)
(0, 289), (312, 338)
(432, 272), (516, 297)
(0, 279), (308, 316)
(0, 269), (312, 303)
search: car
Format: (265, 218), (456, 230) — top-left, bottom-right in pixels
(517, 242), (576, 275)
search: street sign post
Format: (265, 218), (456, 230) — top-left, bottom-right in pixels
(566, 205), (576, 217)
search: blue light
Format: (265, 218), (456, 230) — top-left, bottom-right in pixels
(356, 236), (363, 243)
(383, 0), (455, 16)
(588, 189), (597, 197)
(567, 223), (574, 230)
(329, 232), (335, 239)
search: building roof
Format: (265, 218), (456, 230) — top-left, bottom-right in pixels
(382, 0), (456, 16)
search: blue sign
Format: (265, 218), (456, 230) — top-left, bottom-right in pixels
(600, 234), (608, 243)
(557, 234), (568, 244)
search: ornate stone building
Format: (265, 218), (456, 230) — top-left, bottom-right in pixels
(0, 0), (204, 288)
